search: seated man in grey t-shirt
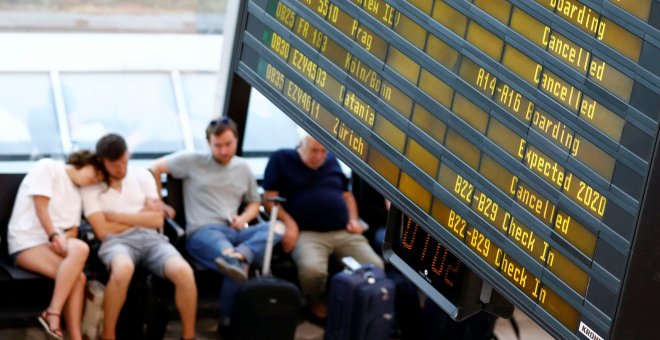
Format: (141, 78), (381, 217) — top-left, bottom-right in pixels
(151, 117), (283, 324)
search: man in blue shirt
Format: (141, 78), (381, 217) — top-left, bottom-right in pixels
(263, 133), (383, 321)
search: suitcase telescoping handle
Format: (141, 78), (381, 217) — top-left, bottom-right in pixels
(262, 196), (286, 276)
(342, 257), (380, 284)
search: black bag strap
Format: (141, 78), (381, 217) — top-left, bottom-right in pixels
(491, 315), (520, 340)
(508, 315), (520, 339)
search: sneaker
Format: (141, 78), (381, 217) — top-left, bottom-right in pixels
(214, 254), (248, 282)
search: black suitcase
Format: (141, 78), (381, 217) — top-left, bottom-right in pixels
(230, 198), (302, 340)
(116, 272), (170, 340)
(231, 276), (301, 340)
(325, 258), (396, 340)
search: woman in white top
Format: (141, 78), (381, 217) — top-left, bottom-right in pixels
(7, 150), (103, 340)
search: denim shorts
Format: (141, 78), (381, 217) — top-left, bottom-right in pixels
(9, 250), (22, 265)
(97, 228), (181, 278)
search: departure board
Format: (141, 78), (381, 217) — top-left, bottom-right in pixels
(228, 0), (660, 339)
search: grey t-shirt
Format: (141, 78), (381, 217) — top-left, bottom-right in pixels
(166, 151), (260, 234)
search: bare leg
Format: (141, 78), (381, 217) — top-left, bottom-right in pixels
(62, 273), (87, 340)
(17, 239), (89, 338)
(163, 256), (197, 339)
(101, 254), (135, 340)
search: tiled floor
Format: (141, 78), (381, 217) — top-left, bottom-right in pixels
(0, 308), (551, 340)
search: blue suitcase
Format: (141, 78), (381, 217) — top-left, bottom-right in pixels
(325, 259), (395, 340)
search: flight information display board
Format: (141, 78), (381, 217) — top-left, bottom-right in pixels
(228, 0), (660, 339)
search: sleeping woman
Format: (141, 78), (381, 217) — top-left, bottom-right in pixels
(7, 150), (103, 340)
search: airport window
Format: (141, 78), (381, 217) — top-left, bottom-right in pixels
(181, 72), (218, 151)
(0, 73), (62, 159)
(242, 87), (300, 155)
(61, 72), (184, 155)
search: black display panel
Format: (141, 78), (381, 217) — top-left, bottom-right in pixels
(390, 207), (468, 306)
(385, 205), (514, 321)
(227, 0), (660, 338)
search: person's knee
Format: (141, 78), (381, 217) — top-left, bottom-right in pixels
(353, 246), (384, 268)
(68, 239), (90, 260)
(359, 250), (384, 269)
(298, 262), (327, 285)
(347, 235), (384, 269)
(109, 258), (134, 286)
(372, 256), (385, 269)
(273, 221), (286, 238)
(185, 236), (203, 253)
(166, 258), (195, 287)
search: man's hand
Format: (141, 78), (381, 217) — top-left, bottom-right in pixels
(143, 198), (162, 212)
(230, 215), (248, 230)
(346, 219), (365, 234)
(143, 198), (176, 218)
(281, 220), (299, 253)
(162, 203), (176, 218)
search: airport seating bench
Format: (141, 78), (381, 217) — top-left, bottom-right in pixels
(0, 173), (53, 323)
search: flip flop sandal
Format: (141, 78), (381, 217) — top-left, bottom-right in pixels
(37, 310), (64, 340)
